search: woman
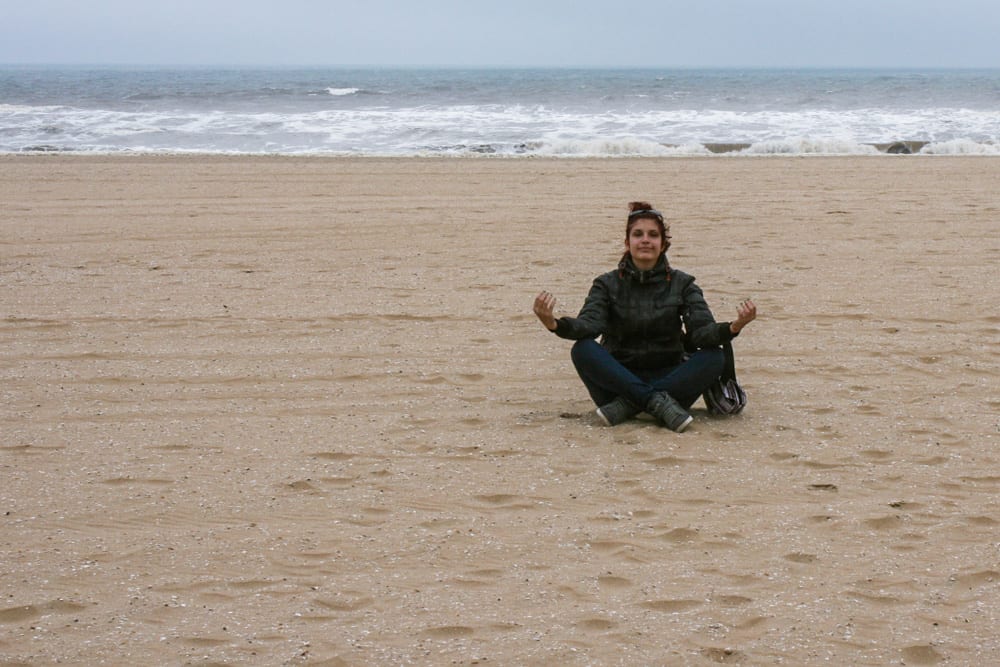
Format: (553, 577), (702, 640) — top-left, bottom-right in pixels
(533, 201), (757, 432)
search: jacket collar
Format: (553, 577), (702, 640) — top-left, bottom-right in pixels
(618, 254), (671, 283)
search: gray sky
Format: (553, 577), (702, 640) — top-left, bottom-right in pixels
(2, 0), (998, 68)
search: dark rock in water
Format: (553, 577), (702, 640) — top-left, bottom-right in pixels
(886, 142), (912, 154)
(514, 142), (542, 154)
(704, 143), (752, 154)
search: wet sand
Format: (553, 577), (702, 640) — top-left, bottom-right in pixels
(2, 155), (999, 665)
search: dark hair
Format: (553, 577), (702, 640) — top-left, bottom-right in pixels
(622, 201), (670, 264)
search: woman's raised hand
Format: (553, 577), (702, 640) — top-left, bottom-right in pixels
(729, 299), (757, 334)
(533, 291), (558, 331)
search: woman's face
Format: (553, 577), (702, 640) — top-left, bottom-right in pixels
(625, 218), (669, 270)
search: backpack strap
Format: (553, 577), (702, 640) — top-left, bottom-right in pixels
(721, 341), (738, 382)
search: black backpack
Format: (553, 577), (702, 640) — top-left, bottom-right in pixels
(703, 341), (747, 415)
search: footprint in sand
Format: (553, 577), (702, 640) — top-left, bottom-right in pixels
(659, 527), (700, 543)
(901, 644), (944, 665)
(702, 647), (746, 664)
(285, 480), (320, 492)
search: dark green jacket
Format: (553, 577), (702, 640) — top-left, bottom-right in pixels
(553, 255), (736, 369)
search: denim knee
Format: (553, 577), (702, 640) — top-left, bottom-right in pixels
(700, 347), (726, 378)
(570, 338), (602, 367)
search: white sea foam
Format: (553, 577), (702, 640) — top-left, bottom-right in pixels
(919, 139), (1000, 155)
(741, 138), (882, 155)
(3, 100), (999, 157)
(536, 138), (708, 156)
(326, 87), (360, 96)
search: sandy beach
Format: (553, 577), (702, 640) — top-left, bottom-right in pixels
(2, 154), (999, 665)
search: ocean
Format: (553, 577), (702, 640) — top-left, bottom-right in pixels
(2, 66), (998, 156)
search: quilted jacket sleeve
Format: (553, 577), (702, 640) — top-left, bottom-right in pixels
(551, 275), (610, 341)
(680, 274), (738, 349)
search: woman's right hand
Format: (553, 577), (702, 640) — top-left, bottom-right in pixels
(533, 291), (558, 331)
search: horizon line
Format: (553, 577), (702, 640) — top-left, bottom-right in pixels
(3, 62), (1000, 71)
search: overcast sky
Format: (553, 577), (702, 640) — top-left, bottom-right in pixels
(2, 0), (998, 68)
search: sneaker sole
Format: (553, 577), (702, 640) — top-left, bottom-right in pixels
(670, 415), (694, 433)
(595, 407), (613, 427)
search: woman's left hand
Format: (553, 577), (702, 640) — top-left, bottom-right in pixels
(730, 299), (757, 334)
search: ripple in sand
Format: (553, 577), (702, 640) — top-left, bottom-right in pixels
(807, 483), (838, 492)
(423, 625), (475, 638)
(319, 476), (358, 487)
(181, 636), (230, 647)
(0, 600), (88, 624)
(887, 500), (923, 510)
(847, 590), (904, 605)
(865, 515), (905, 530)
(0, 605), (41, 623)
(597, 575), (632, 589)
(950, 569), (999, 588)
(472, 493), (536, 509)
(714, 594), (753, 607)
(229, 579), (276, 590)
(784, 552), (818, 563)
(641, 599), (703, 613)
(646, 455), (696, 467)
(313, 596), (373, 612)
(966, 515), (999, 526)
(587, 540), (631, 554)
(576, 617), (617, 631)
(958, 475), (1000, 486)
(101, 476), (173, 486)
(800, 460), (845, 470)
(311, 451), (358, 461)
(1, 444), (66, 455)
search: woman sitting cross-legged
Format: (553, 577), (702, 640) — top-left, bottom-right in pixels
(533, 201), (757, 432)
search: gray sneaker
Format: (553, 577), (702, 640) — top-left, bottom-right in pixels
(596, 396), (640, 426)
(645, 392), (694, 433)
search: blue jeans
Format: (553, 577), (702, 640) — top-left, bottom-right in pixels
(570, 339), (725, 410)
